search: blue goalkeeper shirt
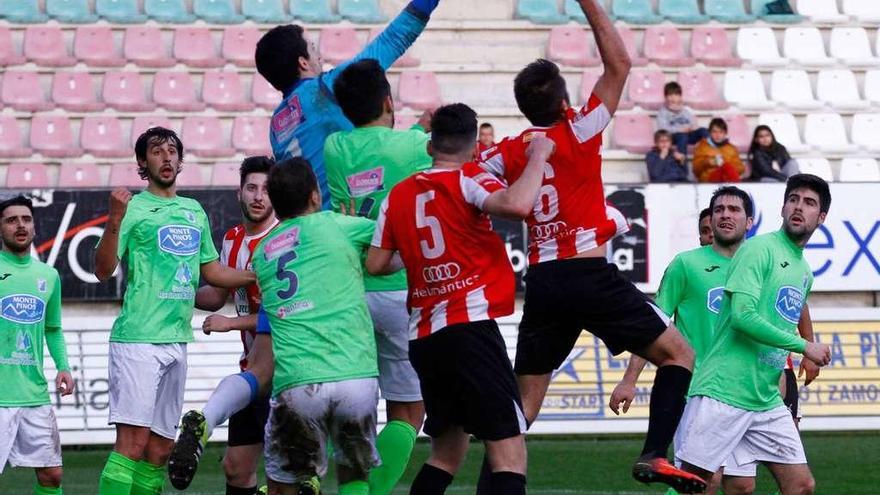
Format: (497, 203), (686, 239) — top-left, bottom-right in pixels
(270, 5), (429, 211)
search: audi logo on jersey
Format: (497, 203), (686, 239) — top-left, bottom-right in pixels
(530, 221), (567, 240)
(423, 262), (462, 283)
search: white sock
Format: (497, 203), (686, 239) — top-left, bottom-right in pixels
(202, 373), (254, 437)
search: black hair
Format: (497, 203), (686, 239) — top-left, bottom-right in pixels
(748, 124), (790, 162)
(0, 195), (33, 218)
(333, 59), (391, 127)
(709, 185), (754, 218)
(240, 156), (275, 187)
(708, 118), (728, 133)
(514, 59), (569, 127)
(267, 158), (318, 219)
(430, 103), (478, 155)
(654, 129), (671, 142)
(698, 207), (711, 223)
(134, 126), (184, 180)
(664, 81), (682, 97)
(785, 173), (831, 214)
(256, 24), (310, 93)
(479, 122), (494, 130)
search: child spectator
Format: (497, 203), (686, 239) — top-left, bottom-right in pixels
(748, 125), (800, 182)
(693, 118), (745, 183)
(477, 122), (496, 154)
(657, 82), (708, 156)
(646, 130), (690, 183)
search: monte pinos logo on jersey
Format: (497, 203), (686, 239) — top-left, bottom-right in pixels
(775, 285), (805, 324)
(1, 294), (46, 324)
(346, 167), (385, 197)
(158, 225), (201, 256)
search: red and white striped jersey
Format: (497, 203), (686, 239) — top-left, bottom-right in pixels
(220, 219), (278, 369)
(372, 162), (516, 340)
(480, 93), (629, 265)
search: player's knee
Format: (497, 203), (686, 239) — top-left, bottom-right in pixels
(795, 474), (816, 495)
(35, 467), (63, 487)
(723, 476), (755, 495)
(222, 454), (257, 485)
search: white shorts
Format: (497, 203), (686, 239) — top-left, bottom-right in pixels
(676, 396), (807, 477)
(264, 377), (380, 485)
(366, 290), (422, 402)
(0, 405), (61, 473)
(108, 342), (187, 440)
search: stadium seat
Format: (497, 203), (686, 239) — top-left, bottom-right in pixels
(183, 117), (235, 158)
(613, 0), (662, 24)
(174, 28), (224, 68)
(1, 71), (53, 112)
(770, 70), (822, 110)
(58, 162), (102, 188)
(211, 162), (241, 186)
(242, 0), (290, 22)
(723, 114), (751, 150)
(194, 0), (245, 23)
(678, 71), (726, 110)
(398, 71), (442, 111)
(658, 0), (708, 24)
(839, 158), (880, 181)
(6, 163), (50, 189)
(369, 28), (420, 67)
(131, 116), (174, 146)
(0, 117), (30, 158)
(758, 113), (808, 153)
(750, 0), (802, 23)
(612, 114), (653, 154)
(176, 165), (205, 188)
(252, 74), (282, 109)
(24, 27), (76, 67)
(736, 27), (787, 67)
(340, 0), (387, 23)
(617, 27), (648, 66)
(851, 114), (880, 152)
(153, 71), (206, 112)
(30, 115), (82, 158)
(783, 28), (834, 67)
(797, 158), (834, 181)
(290, 0), (340, 23)
(565, 0), (588, 22)
(109, 163), (143, 187)
(222, 27), (260, 67)
(517, 0), (568, 24)
(203, 71), (255, 111)
(124, 27), (175, 67)
(627, 70), (666, 110)
(547, 27), (599, 67)
(690, 27), (740, 67)
(723, 70), (773, 110)
(829, 28), (879, 67)
(52, 72), (104, 112)
(797, 0), (848, 23)
(817, 70), (870, 110)
(643, 26), (694, 67)
(319, 28), (362, 65)
(0, 1), (49, 23)
(580, 71), (600, 105)
(842, 0), (880, 23)
(96, 0), (147, 23)
(232, 116), (271, 155)
(81, 116), (129, 158)
(145, 0), (196, 23)
(704, 0), (755, 23)
(0, 27), (26, 66)
(392, 114), (419, 131)
(102, 71), (156, 112)
(804, 113), (856, 153)
(75, 27), (125, 67)
(865, 70), (880, 105)
(47, 0), (99, 22)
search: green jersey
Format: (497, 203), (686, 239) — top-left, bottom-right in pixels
(0, 251), (64, 406)
(324, 125), (431, 292)
(252, 211), (378, 396)
(111, 191), (219, 344)
(690, 230), (813, 412)
(655, 245), (730, 369)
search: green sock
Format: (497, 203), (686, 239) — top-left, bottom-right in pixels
(130, 461), (165, 495)
(339, 480), (369, 495)
(33, 483), (62, 495)
(368, 420), (418, 495)
(665, 489), (678, 495)
(99, 451), (137, 495)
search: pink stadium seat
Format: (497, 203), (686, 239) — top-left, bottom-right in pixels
(369, 28), (420, 67)
(124, 27), (175, 68)
(52, 72), (105, 112)
(398, 71), (442, 111)
(203, 71), (254, 112)
(617, 27), (648, 67)
(174, 27), (224, 68)
(643, 26), (693, 67)
(627, 70), (666, 110)
(131, 116), (174, 146)
(58, 162), (102, 188)
(30, 115), (82, 159)
(153, 71), (206, 112)
(0, 27), (25, 66)
(232, 116), (270, 155)
(393, 114), (419, 130)
(319, 28), (363, 66)
(211, 162), (241, 186)
(182, 116), (234, 158)
(723, 114), (751, 151)
(74, 26), (125, 67)
(690, 27), (740, 67)
(103, 71), (155, 112)
(252, 73), (282, 110)
(6, 163), (50, 189)
(678, 71), (726, 110)
(109, 163), (143, 187)
(580, 71), (601, 104)
(547, 27), (599, 67)
(612, 114), (654, 154)
(222, 27), (260, 67)
(81, 116), (129, 158)
(175, 165), (204, 188)
(1, 72), (53, 112)
(0, 117), (30, 159)
(24, 27), (76, 67)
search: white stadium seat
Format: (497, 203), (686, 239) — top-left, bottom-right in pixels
(839, 158), (880, 182)
(724, 70), (774, 110)
(804, 113), (857, 153)
(851, 113), (880, 152)
(816, 70), (870, 110)
(829, 28), (880, 67)
(866, 70), (880, 105)
(798, 158), (835, 181)
(770, 70), (822, 110)
(736, 27), (788, 67)
(798, 0), (849, 23)
(842, 0), (880, 24)
(783, 27), (834, 67)
(758, 113), (809, 153)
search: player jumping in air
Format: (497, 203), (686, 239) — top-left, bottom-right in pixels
(367, 104), (556, 495)
(0, 195), (75, 495)
(94, 127), (255, 495)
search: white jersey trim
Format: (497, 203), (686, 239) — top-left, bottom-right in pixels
(569, 102), (611, 144)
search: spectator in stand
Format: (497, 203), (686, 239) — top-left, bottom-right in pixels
(657, 82), (708, 156)
(693, 118), (745, 183)
(477, 122), (496, 155)
(748, 125), (800, 182)
(646, 130), (690, 183)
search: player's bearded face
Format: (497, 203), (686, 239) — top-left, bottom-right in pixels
(142, 140), (181, 188)
(711, 196), (751, 246)
(782, 188), (825, 241)
(0, 205), (35, 254)
(239, 173), (274, 224)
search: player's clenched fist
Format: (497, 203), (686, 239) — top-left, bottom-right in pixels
(525, 135), (556, 161)
(108, 188), (132, 223)
(417, 108), (436, 133)
(803, 341), (832, 367)
(609, 380), (636, 415)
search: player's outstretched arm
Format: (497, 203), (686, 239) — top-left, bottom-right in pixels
(95, 188), (131, 282)
(483, 136), (556, 219)
(797, 303), (820, 385)
(203, 314), (258, 335)
(366, 247), (402, 276)
(200, 261), (257, 290)
(609, 355), (648, 415)
(579, 0), (631, 114)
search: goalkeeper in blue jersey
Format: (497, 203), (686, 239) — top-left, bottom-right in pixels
(256, 0), (440, 211)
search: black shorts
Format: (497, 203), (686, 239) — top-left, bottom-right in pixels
(515, 257), (670, 375)
(782, 367), (799, 419)
(227, 393), (271, 447)
(409, 320), (526, 441)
